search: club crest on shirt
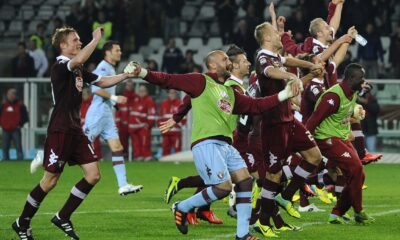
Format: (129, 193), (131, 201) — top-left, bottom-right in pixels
(217, 171), (224, 180)
(75, 76), (83, 92)
(218, 99), (232, 113)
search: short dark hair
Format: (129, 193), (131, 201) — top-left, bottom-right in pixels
(226, 44), (246, 63)
(298, 54), (317, 75)
(102, 40), (120, 56)
(344, 63), (364, 80)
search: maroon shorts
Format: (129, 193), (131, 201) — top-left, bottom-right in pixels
(264, 119), (317, 173)
(43, 131), (98, 173)
(316, 138), (362, 177)
(241, 140), (263, 174)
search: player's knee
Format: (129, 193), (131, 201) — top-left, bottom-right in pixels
(86, 172), (101, 185)
(211, 186), (231, 199)
(306, 148), (322, 165)
(216, 180), (233, 192)
(40, 176), (59, 192)
(266, 171), (282, 183)
(234, 177), (253, 192)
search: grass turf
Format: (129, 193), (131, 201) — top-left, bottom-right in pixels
(1, 161), (399, 240)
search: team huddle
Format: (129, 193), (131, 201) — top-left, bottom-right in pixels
(12, 1), (382, 240)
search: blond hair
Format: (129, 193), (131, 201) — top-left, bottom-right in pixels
(254, 22), (272, 45)
(309, 18), (324, 38)
(51, 27), (76, 51)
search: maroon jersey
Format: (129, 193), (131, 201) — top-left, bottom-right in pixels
(48, 55), (99, 134)
(300, 78), (326, 124)
(255, 49), (293, 125)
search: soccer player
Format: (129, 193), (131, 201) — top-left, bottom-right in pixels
(162, 45), (251, 225)
(83, 40), (143, 195)
(12, 27), (137, 240)
(126, 49), (300, 240)
(253, 22), (324, 237)
(306, 63), (375, 224)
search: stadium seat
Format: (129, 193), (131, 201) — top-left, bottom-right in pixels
(128, 53), (144, 64)
(347, 43), (358, 60)
(5, 20), (23, 37)
(175, 37), (184, 49)
(148, 38), (164, 51)
(0, 21), (5, 35)
(381, 36), (390, 67)
(209, 21), (219, 35)
(207, 37), (223, 49)
(37, 6), (54, 20)
(46, 0), (62, 5)
(181, 5), (197, 21)
(199, 5), (215, 20)
(283, 0), (298, 6)
(10, 0), (25, 6)
(277, 5), (293, 18)
(16, 7), (35, 20)
(187, 37), (203, 50)
(139, 46), (153, 59)
(56, 6), (72, 20)
(0, 5), (15, 21)
(26, 0), (45, 6)
(193, 54), (204, 65)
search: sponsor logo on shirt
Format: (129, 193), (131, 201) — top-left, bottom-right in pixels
(269, 151), (278, 167)
(341, 152), (351, 158)
(218, 99), (232, 113)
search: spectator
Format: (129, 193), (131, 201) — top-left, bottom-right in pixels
(232, 19), (249, 50)
(128, 84), (156, 161)
(161, 38), (183, 73)
(11, 42), (36, 77)
(179, 50), (198, 73)
(93, 10), (113, 50)
(52, 17), (64, 33)
(159, 89), (186, 156)
(215, 0), (237, 44)
(30, 23), (47, 50)
(356, 23), (384, 79)
(27, 39), (49, 77)
(286, 10), (309, 42)
(389, 23), (400, 78)
(81, 0), (100, 23)
(66, 3), (92, 45)
(115, 80), (137, 159)
(359, 93), (380, 152)
(163, 0), (184, 41)
(0, 88), (29, 160)
(146, 59), (159, 71)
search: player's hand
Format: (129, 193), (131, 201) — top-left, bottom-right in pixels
(353, 104), (366, 121)
(159, 118), (177, 134)
(116, 96), (127, 104)
(92, 27), (103, 42)
(310, 63), (324, 76)
(124, 61), (146, 78)
(277, 16), (286, 32)
(347, 131), (355, 141)
(269, 2), (276, 18)
(347, 26), (358, 38)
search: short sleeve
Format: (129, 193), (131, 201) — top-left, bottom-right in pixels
(256, 55), (274, 77)
(82, 69), (100, 84)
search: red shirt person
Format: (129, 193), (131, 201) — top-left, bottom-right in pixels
(159, 89), (186, 156)
(0, 88), (29, 160)
(128, 84), (156, 161)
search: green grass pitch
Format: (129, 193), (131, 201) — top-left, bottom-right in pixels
(1, 162), (400, 239)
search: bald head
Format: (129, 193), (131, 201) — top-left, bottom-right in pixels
(205, 50), (225, 70)
(204, 50), (232, 82)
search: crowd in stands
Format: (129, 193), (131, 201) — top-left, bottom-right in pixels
(2, 0), (400, 79)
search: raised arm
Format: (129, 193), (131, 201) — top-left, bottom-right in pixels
(69, 27), (102, 71)
(332, 27), (357, 65)
(269, 2), (277, 31)
(320, 33), (352, 62)
(327, 0), (345, 34)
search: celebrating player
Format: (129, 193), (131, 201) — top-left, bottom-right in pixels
(12, 27), (137, 240)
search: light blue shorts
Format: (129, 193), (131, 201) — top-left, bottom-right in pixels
(192, 139), (247, 185)
(83, 115), (119, 143)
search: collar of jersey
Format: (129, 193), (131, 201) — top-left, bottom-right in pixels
(257, 48), (279, 58)
(56, 55), (71, 61)
(312, 38), (328, 49)
(229, 74), (244, 85)
(311, 78), (324, 84)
